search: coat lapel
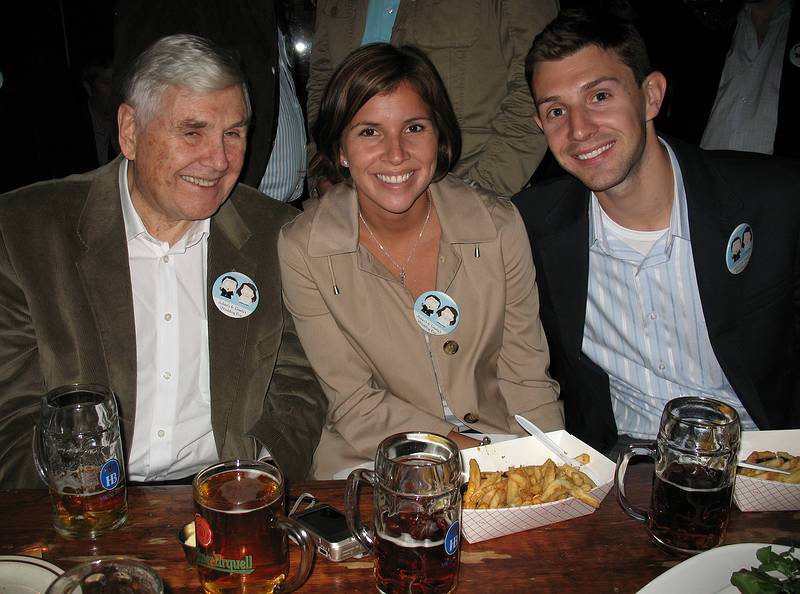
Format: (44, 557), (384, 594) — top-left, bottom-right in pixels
(74, 160), (138, 449)
(207, 197), (256, 453)
(673, 142), (765, 420)
(535, 183), (591, 358)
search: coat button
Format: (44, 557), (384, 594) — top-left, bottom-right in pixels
(464, 412), (479, 424)
(443, 340), (459, 355)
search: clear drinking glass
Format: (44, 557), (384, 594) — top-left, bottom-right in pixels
(192, 459), (314, 594)
(33, 384), (128, 539)
(615, 396), (741, 554)
(44, 557), (164, 594)
(345, 432), (463, 594)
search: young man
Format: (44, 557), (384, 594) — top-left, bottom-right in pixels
(0, 35), (326, 488)
(513, 10), (800, 456)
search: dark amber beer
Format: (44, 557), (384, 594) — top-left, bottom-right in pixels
(649, 463), (734, 551)
(375, 510), (459, 594)
(194, 469), (287, 593)
(615, 397), (740, 555)
(193, 460), (314, 594)
(346, 434), (463, 594)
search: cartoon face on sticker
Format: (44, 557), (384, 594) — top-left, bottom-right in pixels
(725, 223), (753, 275)
(413, 291), (460, 335)
(212, 271), (259, 318)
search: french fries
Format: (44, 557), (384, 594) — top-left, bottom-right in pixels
(464, 456), (601, 509)
(738, 450), (800, 484)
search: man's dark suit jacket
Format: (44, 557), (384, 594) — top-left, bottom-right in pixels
(0, 158), (326, 488)
(513, 138), (800, 453)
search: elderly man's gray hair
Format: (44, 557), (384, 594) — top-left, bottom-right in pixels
(123, 33), (252, 126)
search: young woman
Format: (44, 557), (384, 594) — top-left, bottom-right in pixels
(279, 44), (562, 478)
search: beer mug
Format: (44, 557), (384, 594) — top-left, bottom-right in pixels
(192, 459), (314, 593)
(345, 432), (463, 594)
(33, 384), (128, 539)
(44, 557), (164, 594)
(615, 396), (741, 555)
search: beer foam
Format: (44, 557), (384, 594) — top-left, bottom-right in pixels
(377, 530), (444, 549)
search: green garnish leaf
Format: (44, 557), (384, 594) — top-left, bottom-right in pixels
(730, 546), (800, 594)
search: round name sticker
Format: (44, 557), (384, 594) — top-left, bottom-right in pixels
(444, 520), (460, 556)
(212, 271), (259, 318)
(725, 223), (753, 275)
(99, 458), (121, 490)
(790, 42), (800, 68)
(414, 291), (460, 335)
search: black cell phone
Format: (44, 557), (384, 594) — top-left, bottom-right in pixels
(291, 504), (367, 562)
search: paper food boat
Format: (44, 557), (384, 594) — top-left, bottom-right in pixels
(460, 431), (615, 543)
(734, 429), (800, 512)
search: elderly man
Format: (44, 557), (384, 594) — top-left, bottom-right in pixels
(0, 34), (325, 488)
(513, 10), (800, 457)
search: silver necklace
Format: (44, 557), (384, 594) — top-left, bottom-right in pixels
(358, 197), (432, 286)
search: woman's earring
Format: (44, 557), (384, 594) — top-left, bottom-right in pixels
(342, 159), (349, 167)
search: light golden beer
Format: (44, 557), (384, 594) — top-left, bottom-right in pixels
(36, 384), (128, 539)
(194, 468), (288, 594)
(51, 482), (128, 539)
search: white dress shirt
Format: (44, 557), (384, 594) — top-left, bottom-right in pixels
(701, 0), (792, 154)
(119, 160), (218, 481)
(582, 140), (757, 439)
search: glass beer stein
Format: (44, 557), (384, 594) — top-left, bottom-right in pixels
(345, 432), (463, 594)
(192, 459), (314, 594)
(615, 396), (741, 555)
(33, 384), (128, 539)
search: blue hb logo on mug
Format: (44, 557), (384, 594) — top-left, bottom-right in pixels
(100, 458), (121, 490)
(444, 520), (460, 555)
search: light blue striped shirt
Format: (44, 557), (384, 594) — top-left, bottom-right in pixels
(361, 0), (401, 44)
(259, 28), (306, 203)
(582, 139), (757, 439)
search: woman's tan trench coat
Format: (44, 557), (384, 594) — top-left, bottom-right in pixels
(279, 175), (563, 478)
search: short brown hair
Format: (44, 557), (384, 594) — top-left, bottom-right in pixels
(310, 43), (461, 184)
(525, 9), (652, 99)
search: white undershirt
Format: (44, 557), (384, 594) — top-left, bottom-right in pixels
(119, 160), (218, 481)
(600, 208), (668, 256)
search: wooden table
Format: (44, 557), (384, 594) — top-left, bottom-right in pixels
(2, 464), (797, 593)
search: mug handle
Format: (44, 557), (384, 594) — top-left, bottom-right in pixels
(31, 424), (49, 486)
(345, 468), (375, 553)
(614, 443), (656, 523)
(274, 514), (313, 593)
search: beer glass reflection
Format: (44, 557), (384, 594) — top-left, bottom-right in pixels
(192, 459), (314, 594)
(33, 384), (128, 539)
(615, 396), (741, 554)
(345, 432), (463, 594)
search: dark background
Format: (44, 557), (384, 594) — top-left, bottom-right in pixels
(0, 0), (742, 194)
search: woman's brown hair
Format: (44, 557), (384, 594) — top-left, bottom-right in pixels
(310, 43), (461, 184)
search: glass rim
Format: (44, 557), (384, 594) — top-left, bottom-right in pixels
(48, 556), (163, 592)
(664, 396), (740, 428)
(44, 383), (116, 407)
(192, 458), (284, 508)
(377, 431), (460, 464)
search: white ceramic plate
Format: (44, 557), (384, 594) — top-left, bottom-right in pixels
(638, 543), (794, 594)
(0, 555), (63, 594)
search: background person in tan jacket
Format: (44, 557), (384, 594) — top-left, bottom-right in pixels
(306, 0), (558, 197)
(279, 44), (562, 479)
